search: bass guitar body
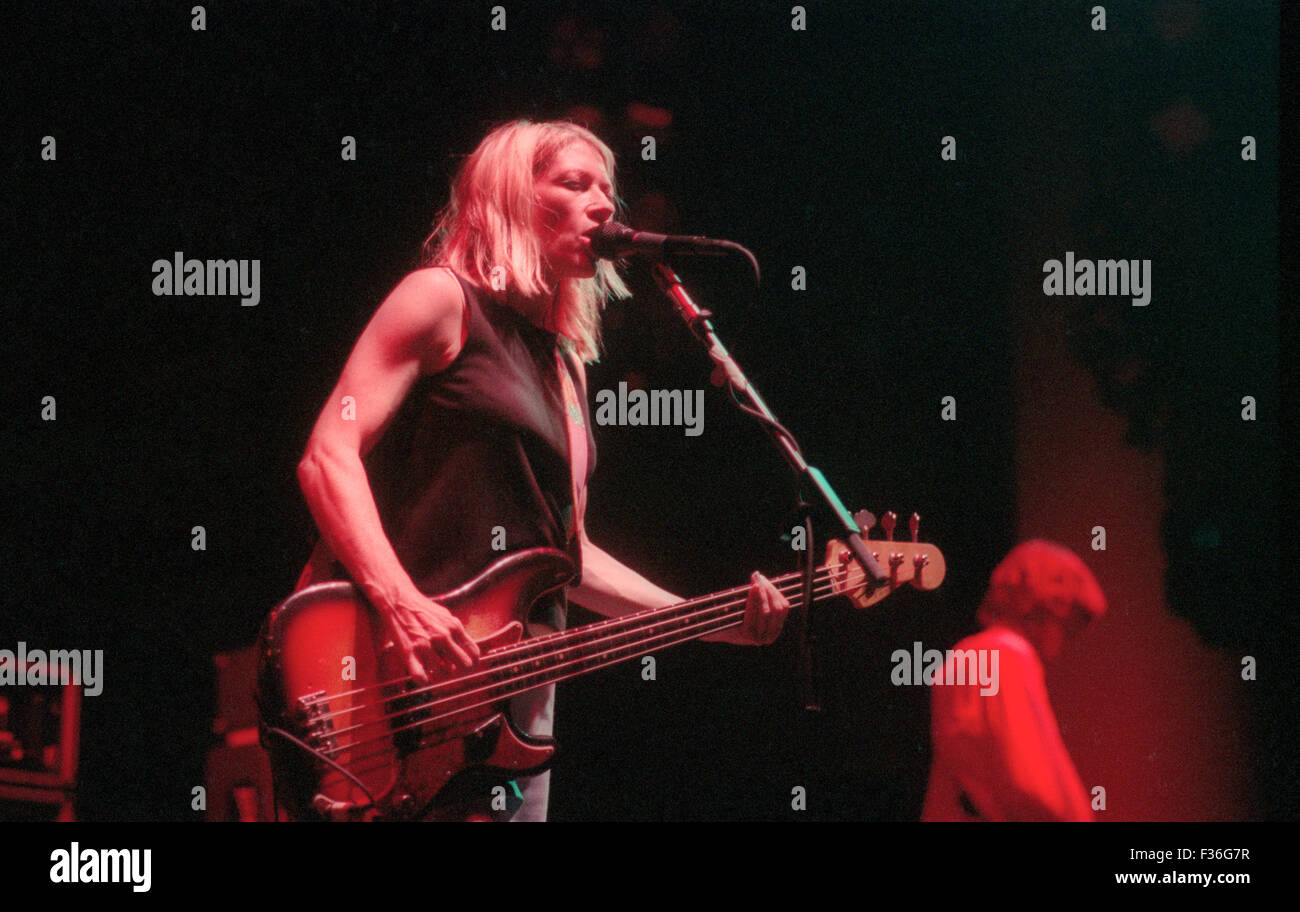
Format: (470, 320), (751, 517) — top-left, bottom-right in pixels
(258, 522), (947, 821)
(256, 548), (576, 822)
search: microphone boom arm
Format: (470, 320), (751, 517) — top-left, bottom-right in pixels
(647, 261), (890, 588)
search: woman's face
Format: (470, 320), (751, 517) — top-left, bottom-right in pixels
(533, 142), (615, 280)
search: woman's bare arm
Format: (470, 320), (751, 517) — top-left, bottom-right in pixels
(296, 267), (479, 679)
(564, 358), (788, 644)
(571, 534), (787, 645)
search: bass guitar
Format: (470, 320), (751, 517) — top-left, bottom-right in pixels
(256, 525), (945, 820)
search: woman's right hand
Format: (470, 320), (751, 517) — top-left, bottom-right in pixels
(384, 589), (481, 684)
(295, 266), (477, 687)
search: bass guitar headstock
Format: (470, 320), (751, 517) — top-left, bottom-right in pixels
(824, 510), (946, 609)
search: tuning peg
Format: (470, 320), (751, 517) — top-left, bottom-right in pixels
(853, 509), (876, 534)
(909, 512), (920, 543)
(882, 511), (897, 541)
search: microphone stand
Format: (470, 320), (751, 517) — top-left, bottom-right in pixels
(646, 261), (890, 711)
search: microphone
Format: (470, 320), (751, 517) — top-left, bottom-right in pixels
(589, 221), (733, 260)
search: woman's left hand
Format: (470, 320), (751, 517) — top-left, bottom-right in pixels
(737, 571), (791, 645)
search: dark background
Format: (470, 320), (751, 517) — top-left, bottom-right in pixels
(5, 0), (1283, 821)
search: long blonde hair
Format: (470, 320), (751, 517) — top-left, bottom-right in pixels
(421, 119), (632, 363)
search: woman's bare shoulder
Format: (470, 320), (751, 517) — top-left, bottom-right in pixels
(404, 265), (466, 318)
(374, 266), (468, 373)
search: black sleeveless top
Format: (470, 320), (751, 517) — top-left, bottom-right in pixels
(361, 268), (596, 604)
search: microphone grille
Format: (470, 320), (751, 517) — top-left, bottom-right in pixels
(590, 220), (633, 257)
